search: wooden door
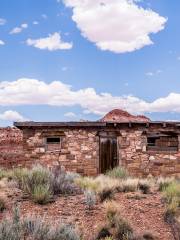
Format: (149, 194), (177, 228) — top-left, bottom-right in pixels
(99, 136), (118, 174)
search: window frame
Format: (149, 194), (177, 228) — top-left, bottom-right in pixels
(45, 136), (62, 152)
(146, 133), (179, 152)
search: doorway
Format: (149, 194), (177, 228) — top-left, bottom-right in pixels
(99, 133), (118, 174)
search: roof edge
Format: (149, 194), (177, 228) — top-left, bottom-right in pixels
(14, 121), (180, 129)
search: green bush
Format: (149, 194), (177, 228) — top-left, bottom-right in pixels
(32, 184), (52, 205)
(10, 165), (80, 204)
(163, 181), (180, 204)
(12, 168), (29, 189)
(106, 167), (129, 179)
(27, 165), (52, 192)
(157, 177), (174, 192)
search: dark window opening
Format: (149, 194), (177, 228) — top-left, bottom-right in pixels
(147, 133), (178, 152)
(46, 137), (60, 144)
(45, 137), (61, 151)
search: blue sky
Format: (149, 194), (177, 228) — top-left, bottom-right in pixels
(0, 0), (180, 126)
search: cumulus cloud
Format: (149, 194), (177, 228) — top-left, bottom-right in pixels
(0, 40), (5, 45)
(63, 0), (167, 53)
(10, 23), (28, 34)
(0, 110), (27, 122)
(26, 32), (73, 51)
(0, 18), (6, 25)
(1, 78), (180, 116)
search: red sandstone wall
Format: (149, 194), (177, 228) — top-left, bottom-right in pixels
(0, 127), (24, 167)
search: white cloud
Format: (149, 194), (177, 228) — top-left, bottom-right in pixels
(146, 72), (154, 77)
(0, 110), (27, 122)
(63, 0), (167, 53)
(26, 32), (73, 51)
(64, 112), (77, 118)
(0, 18), (6, 25)
(33, 21), (39, 25)
(0, 40), (5, 45)
(177, 56), (180, 61)
(1, 78), (180, 116)
(146, 69), (162, 77)
(10, 23), (28, 34)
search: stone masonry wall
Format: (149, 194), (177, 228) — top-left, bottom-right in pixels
(0, 127), (24, 167)
(119, 129), (180, 177)
(0, 126), (180, 177)
(22, 128), (99, 176)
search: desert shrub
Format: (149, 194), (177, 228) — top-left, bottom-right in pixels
(50, 223), (80, 240)
(96, 225), (112, 240)
(12, 168), (30, 189)
(104, 236), (114, 240)
(0, 206), (21, 240)
(138, 180), (151, 194)
(84, 190), (96, 210)
(121, 179), (139, 193)
(0, 197), (6, 212)
(164, 197), (179, 223)
(50, 166), (77, 195)
(99, 188), (114, 202)
(0, 206), (81, 240)
(104, 201), (119, 227)
(65, 172), (80, 182)
(0, 169), (7, 180)
(163, 181), (180, 204)
(75, 177), (99, 192)
(23, 215), (50, 240)
(157, 177), (175, 191)
(106, 167), (129, 179)
(26, 165), (52, 192)
(0, 169), (14, 181)
(114, 215), (133, 239)
(32, 184), (52, 205)
(11, 165), (79, 204)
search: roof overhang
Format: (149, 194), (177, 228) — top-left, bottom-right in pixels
(14, 121), (180, 129)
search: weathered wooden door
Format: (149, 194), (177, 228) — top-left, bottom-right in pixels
(99, 134), (118, 174)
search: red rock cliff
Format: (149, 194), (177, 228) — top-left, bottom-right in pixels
(100, 109), (150, 122)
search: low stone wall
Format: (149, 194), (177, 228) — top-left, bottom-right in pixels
(0, 127), (24, 167)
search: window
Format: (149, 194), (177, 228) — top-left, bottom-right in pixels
(46, 137), (60, 144)
(46, 137), (61, 151)
(147, 133), (178, 152)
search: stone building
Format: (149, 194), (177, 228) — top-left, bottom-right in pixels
(13, 109), (180, 177)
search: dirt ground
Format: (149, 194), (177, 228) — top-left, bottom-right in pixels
(0, 183), (174, 240)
